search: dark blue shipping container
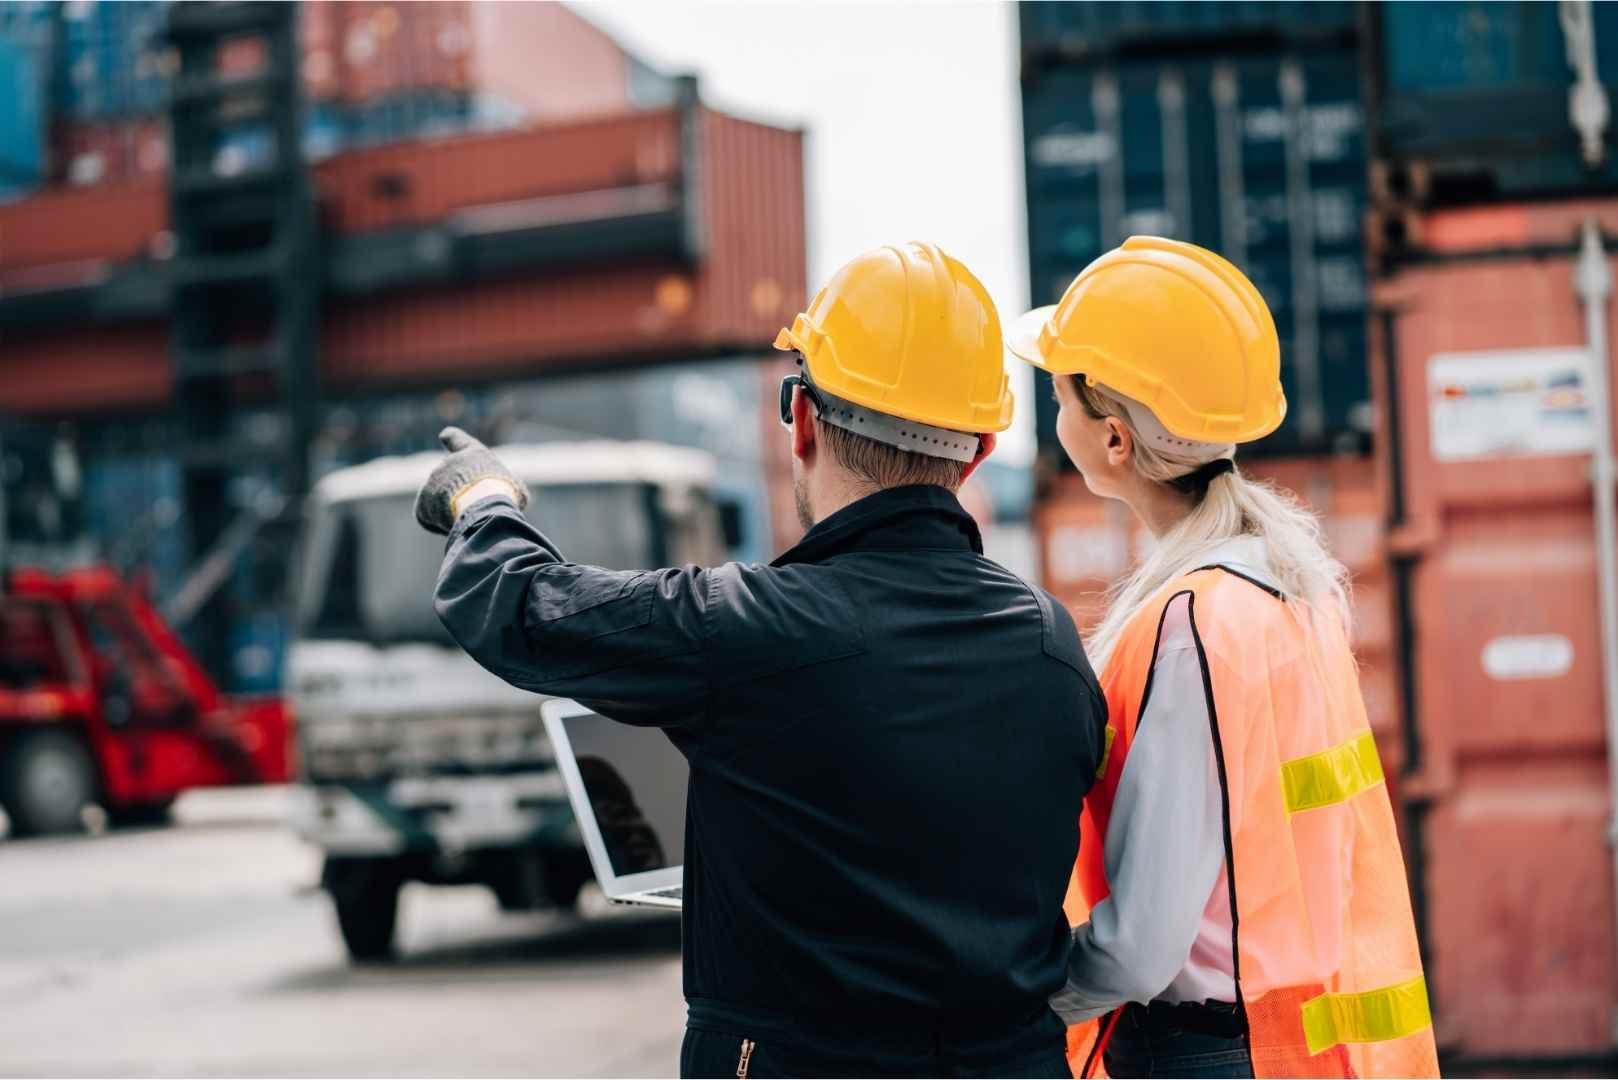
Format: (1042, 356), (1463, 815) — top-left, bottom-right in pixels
(1021, 1), (1357, 59)
(0, 0), (52, 187)
(1023, 45), (1369, 459)
(1372, 0), (1618, 200)
(0, 35), (45, 184)
(56, 0), (169, 121)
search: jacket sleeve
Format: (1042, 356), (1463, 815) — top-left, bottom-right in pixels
(433, 496), (712, 726)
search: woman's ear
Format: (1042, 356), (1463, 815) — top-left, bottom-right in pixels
(1105, 416), (1133, 467)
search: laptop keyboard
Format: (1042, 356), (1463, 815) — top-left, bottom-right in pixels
(645, 886), (683, 900)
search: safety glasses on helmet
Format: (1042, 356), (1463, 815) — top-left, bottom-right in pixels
(778, 373), (826, 426)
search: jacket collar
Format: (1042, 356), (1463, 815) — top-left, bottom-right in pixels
(771, 484), (984, 567)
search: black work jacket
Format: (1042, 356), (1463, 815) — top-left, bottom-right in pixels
(436, 484), (1106, 1048)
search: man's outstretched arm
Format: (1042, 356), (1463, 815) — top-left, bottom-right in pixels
(421, 428), (712, 726)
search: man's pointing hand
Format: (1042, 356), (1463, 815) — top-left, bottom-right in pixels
(414, 426), (531, 535)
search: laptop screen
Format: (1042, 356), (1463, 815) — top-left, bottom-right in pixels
(559, 708), (688, 877)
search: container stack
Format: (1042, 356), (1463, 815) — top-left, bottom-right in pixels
(1023, 1), (1618, 1069)
(1018, 3), (1399, 737)
(0, 1), (676, 196)
(0, 5), (805, 696)
(1365, 2), (1618, 1066)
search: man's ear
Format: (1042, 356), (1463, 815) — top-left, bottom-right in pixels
(790, 386), (817, 462)
(958, 432), (997, 484)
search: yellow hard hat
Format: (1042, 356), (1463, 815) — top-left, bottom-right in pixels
(1007, 235), (1286, 444)
(773, 241), (1014, 434)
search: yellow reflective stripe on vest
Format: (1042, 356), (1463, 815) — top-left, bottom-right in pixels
(1281, 730), (1384, 814)
(1097, 725), (1116, 780)
(1300, 976), (1433, 1055)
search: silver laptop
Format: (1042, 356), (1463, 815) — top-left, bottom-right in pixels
(542, 698), (687, 909)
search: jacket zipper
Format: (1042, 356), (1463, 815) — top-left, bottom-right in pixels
(736, 1038), (755, 1079)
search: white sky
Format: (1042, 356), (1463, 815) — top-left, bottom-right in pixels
(576, 1), (1037, 463)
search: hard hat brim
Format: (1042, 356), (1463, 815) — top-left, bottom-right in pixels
(1005, 306), (1058, 370)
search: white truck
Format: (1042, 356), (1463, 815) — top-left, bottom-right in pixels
(288, 441), (734, 961)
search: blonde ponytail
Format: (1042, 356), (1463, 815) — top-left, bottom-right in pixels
(1074, 378), (1351, 669)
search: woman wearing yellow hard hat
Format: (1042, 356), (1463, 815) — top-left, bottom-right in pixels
(1009, 237), (1437, 1080)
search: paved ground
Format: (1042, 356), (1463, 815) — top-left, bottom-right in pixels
(0, 787), (686, 1077)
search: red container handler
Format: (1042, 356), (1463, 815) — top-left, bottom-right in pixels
(1371, 198), (1618, 1061)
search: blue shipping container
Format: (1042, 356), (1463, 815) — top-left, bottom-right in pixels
(0, 35), (44, 184)
(1374, 0), (1618, 198)
(1021, 1), (1357, 57)
(56, 0), (170, 121)
(1023, 47), (1370, 457)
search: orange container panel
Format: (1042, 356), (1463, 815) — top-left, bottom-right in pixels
(0, 181), (167, 270)
(1373, 200), (1618, 1060)
(1, 105), (803, 413)
(321, 108), (804, 385)
(0, 325), (170, 414)
(312, 108), (680, 233)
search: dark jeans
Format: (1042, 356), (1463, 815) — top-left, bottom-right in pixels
(1101, 1001), (1254, 1079)
(680, 1011), (1071, 1079)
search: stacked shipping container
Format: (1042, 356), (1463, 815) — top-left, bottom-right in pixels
(1022, 5), (1369, 461)
(1365, 3), (1618, 1066)
(1023, 1), (1618, 1069)
(0, 91), (805, 692)
(0, 1), (675, 195)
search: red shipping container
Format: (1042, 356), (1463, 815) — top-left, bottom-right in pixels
(53, 119), (168, 187)
(1372, 198), (1618, 1060)
(0, 105), (805, 415)
(311, 1), (645, 118)
(0, 181), (167, 276)
(311, 107), (680, 232)
(319, 108), (804, 387)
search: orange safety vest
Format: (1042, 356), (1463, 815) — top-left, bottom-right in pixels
(1063, 567), (1439, 1079)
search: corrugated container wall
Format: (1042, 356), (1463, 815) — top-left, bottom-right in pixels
(0, 1), (677, 189)
(0, 106), (806, 413)
(1369, 1), (1618, 204)
(0, 30), (46, 187)
(1022, 40), (1371, 462)
(1371, 200), (1618, 1062)
(1020, 2), (1356, 59)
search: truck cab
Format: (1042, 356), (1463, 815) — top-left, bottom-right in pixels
(288, 440), (730, 961)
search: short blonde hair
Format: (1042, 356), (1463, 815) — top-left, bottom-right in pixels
(815, 418), (970, 490)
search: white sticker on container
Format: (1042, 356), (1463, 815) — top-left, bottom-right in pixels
(1481, 634), (1574, 681)
(1429, 347), (1594, 461)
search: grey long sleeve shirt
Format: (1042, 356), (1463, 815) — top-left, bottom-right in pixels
(1050, 537), (1275, 1023)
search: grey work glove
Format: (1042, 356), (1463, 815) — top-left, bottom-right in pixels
(413, 426), (530, 535)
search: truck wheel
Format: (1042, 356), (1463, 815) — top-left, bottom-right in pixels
(107, 798), (176, 829)
(327, 859), (402, 963)
(544, 849), (592, 911)
(0, 730), (95, 837)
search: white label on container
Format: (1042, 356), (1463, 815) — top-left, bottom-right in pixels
(1481, 634), (1574, 681)
(1031, 131), (1115, 169)
(1428, 347), (1594, 461)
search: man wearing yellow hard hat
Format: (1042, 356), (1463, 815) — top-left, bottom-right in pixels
(1009, 237), (1436, 1079)
(419, 241), (1107, 1077)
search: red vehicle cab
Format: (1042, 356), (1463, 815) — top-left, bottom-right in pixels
(0, 565), (290, 836)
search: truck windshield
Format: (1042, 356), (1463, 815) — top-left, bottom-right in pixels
(296, 484), (655, 646)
